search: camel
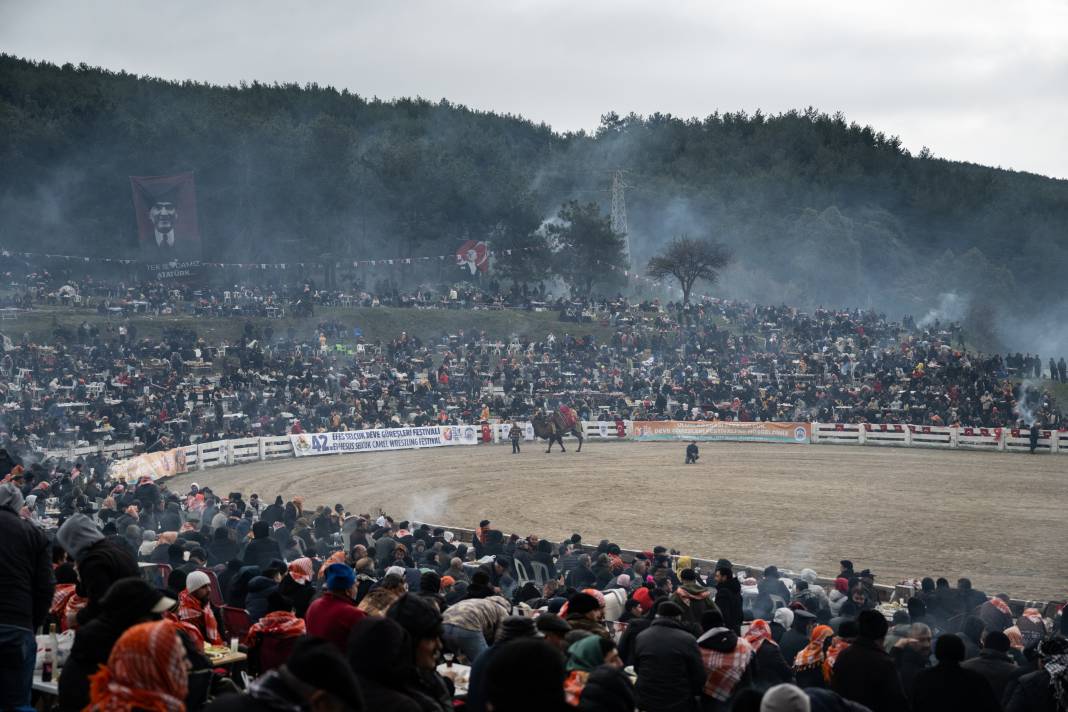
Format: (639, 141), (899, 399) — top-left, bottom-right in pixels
(531, 412), (583, 453)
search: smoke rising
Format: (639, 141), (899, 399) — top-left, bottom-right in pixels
(405, 487), (451, 525)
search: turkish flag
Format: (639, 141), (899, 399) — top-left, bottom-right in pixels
(456, 240), (489, 275)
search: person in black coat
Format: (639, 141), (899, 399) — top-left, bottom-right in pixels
(56, 513), (141, 626)
(1003, 636), (1068, 712)
(911, 633), (1000, 712)
(632, 601), (706, 712)
(58, 578), (174, 712)
(207, 526), (239, 566)
(712, 567), (743, 634)
(779, 610), (817, 666)
(830, 610), (910, 712)
(243, 520), (283, 570)
(347, 616), (422, 711)
(961, 630), (1018, 703)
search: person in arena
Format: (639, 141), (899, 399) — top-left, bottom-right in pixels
(685, 440), (699, 464)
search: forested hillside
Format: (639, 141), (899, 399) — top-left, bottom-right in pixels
(2, 54), (1066, 345)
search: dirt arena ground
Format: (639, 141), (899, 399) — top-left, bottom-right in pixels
(167, 441), (1068, 600)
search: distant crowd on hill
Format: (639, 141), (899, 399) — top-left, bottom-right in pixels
(0, 274), (1064, 461)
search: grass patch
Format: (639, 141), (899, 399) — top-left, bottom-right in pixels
(0, 305), (618, 345)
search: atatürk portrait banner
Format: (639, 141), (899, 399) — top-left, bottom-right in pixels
(130, 172), (202, 278)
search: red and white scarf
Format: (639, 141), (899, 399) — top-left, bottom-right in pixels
(177, 589), (222, 645)
(700, 633), (754, 701)
(245, 611), (306, 647)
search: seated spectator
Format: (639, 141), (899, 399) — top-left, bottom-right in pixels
(484, 638), (569, 712)
(744, 619), (794, 688)
(387, 594), (452, 711)
(206, 637), (364, 712)
(792, 624), (834, 689)
(57, 513), (140, 625)
(59, 578), (175, 712)
(564, 635), (623, 705)
(245, 592), (306, 673)
(277, 557), (315, 618)
(84, 620), (190, 711)
(698, 610), (755, 708)
(177, 570), (223, 646)
(245, 560), (285, 623)
(305, 562), (365, 652)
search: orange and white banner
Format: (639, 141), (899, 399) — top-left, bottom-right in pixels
(109, 447), (188, 481)
(631, 421), (811, 444)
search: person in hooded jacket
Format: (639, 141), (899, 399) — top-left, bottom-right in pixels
(56, 513), (140, 626)
(632, 601), (706, 712)
(159, 500), (183, 532)
(207, 526), (239, 566)
(671, 568), (719, 635)
(697, 610), (754, 712)
(245, 561), (284, 623)
(58, 577), (175, 711)
(778, 609), (817, 665)
(243, 520), (283, 570)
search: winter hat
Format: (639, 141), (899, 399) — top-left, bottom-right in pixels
(440, 575), (456, 587)
(631, 587), (654, 613)
(325, 563), (356, 591)
(419, 571), (442, 594)
(387, 593), (443, 640)
(495, 616), (539, 643)
(857, 610), (889, 640)
(773, 607), (795, 630)
(535, 613), (571, 635)
(102, 578), (176, 616)
(760, 683), (811, 712)
(614, 574), (631, 588)
(385, 565), (406, 578)
(568, 592), (601, 616)
(657, 601), (684, 618)
(185, 570), (211, 593)
(57, 513), (105, 561)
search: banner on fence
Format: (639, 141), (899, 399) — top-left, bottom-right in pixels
(631, 421), (811, 444)
(291, 425), (479, 457)
(109, 447), (188, 481)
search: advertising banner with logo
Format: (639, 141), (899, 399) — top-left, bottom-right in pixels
(109, 447), (188, 481)
(631, 421), (811, 444)
(291, 425), (479, 457)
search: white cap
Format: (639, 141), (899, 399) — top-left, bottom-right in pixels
(185, 570), (211, 593)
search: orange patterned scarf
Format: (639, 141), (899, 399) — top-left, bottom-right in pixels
(86, 620), (188, 712)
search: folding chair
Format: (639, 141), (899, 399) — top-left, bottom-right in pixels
(529, 562), (551, 588)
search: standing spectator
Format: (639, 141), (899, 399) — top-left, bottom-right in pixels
(697, 614), (754, 709)
(509, 421), (522, 454)
(0, 483), (55, 712)
(632, 601), (706, 712)
(243, 520), (283, 570)
(713, 566), (744, 634)
(671, 568), (718, 634)
(910, 633), (1000, 712)
(961, 630), (1018, 702)
(743, 619), (793, 688)
(1003, 636), (1068, 712)
(831, 610), (909, 712)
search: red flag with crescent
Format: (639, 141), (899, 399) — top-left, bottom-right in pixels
(456, 240), (489, 275)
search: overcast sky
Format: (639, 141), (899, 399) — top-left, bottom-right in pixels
(3, 1), (1066, 178)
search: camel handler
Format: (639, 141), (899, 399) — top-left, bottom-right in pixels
(685, 440), (699, 464)
(509, 420), (523, 454)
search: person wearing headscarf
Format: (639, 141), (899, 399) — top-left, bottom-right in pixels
(277, 556), (316, 618)
(564, 635), (623, 706)
(177, 570), (223, 646)
(1003, 635), (1068, 712)
(244, 592), (306, 666)
(0, 481), (55, 712)
(792, 624), (834, 688)
(697, 613), (754, 709)
(59, 578), (176, 711)
(85, 620), (190, 712)
(743, 619), (793, 688)
(823, 620), (856, 686)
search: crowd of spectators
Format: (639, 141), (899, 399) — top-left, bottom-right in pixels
(0, 461), (1065, 711)
(2, 275), (1064, 461)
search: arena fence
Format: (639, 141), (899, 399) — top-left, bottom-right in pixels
(68, 420), (1062, 614)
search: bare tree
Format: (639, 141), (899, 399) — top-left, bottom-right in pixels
(646, 236), (732, 304)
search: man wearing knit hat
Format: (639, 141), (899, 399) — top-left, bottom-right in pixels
(177, 569), (223, 645)
(305, 563), (365, 652)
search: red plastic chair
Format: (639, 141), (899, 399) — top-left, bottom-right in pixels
(220, 605), (252, 642)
